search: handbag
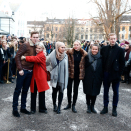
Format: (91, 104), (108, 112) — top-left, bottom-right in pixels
(38, 55), (66, 81)
(38, 64), (51, 81)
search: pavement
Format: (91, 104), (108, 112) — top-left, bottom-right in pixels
(0, 79), (131, 131)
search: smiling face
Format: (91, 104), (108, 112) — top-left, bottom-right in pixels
(91, 46), (99, 55)
(73, 42), (81, 51)
(58, 45), (66, 53)
(36, 45), (43, 54)
(30, 34), (39, 44)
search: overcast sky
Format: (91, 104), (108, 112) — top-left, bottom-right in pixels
(23, 0), (131, 21)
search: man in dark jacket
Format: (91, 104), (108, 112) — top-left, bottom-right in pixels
(0, 44), (4, 83)
(12, 31), (39, 117)
(100, 33), (125, 117)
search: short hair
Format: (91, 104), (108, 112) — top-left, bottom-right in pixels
(35, 42), (46, 54)
(19, 40), (24, 44)
(74, 40), (81, 45)
(108, 33), (117, 39)
(30, 31), (39, 37)
(91, 44), (100, 51)
(1, 35), (6, 39)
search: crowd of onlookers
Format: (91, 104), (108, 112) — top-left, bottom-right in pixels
(0, 34), (131, 84)
(0, 35), (25, 84)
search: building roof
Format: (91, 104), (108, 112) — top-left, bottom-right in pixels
(120, 15), (131, 23)
(0, 11), (15, 21)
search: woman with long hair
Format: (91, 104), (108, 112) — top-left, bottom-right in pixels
(64, 40), (87, 113)
(46, 42), (68, 114)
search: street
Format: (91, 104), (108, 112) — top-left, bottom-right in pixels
(0, 80), (131, 131)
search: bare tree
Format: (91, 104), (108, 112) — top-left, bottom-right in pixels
(63, 18), (76, 47)
(90, 0), (131, 40)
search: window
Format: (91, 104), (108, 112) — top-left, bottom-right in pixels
(55, 27), (58, 31)
(90, 35), (92, 40)
(129, 34), (131, 40)
(122, 34), (125, 39)
(94, 34), (97, 39)
(81, 27), (84, 32)
(85, 35), (88, 39)
(55, 34), (57, 38)
(81, 35), (83, 39)
(46, 27), (49, 31)
(86, 28), (88, 32)
(122, 26), (125, 31)
(90, 28), (92, 33)
(129, 26), (131, 31)
(99, 34), (102, 39)
(46, 34), (49, 38)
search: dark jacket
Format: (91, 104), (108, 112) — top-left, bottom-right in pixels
(83, 55), (103, 96)
(101, 44), (125, 82)
(0, 45), (4, 61)
(3, 48), (11, 61)
(15, 41), (36, 71)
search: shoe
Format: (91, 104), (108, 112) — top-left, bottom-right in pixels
(121, 80), (126, 83)
(112, 106), (117, 117)
(20, 109), (31, 115)
(0, 80), (4, 84)
(9, 79), (14, 83)
(56, 108), (61, 114)
(72, 105), (77, 113)
(3, 76), (7, 81)
(91, 105), (97, 114)
(87, 105), (91, 114)
(53, 104), (57, 112)
(31, 110), (36, 114)
(12, 110), (20, 117)
(100, 107), (108, 114)
(64, 104), (71, 110)
(9, 76), (15, 79)
(39, 110), (48, 114)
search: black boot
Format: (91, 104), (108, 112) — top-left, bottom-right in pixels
(12, 110), (20, 117)
(91, 105), (97, 114)
(64, 103), (71, 110)
(57, 105), (61, 114)
(112, 106), (117, 117)
(53, 104), (57, 112)
(87, 105), (91, 114)
(72, 105), (77, 113)
(100, 107), (108, 114)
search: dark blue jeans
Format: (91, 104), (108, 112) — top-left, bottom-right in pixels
(103, 72), (119, 107)
(12, 70), (32, 111)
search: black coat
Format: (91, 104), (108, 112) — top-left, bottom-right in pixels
(83, 55), (103, 96)
(101, 44), (125, 82)
(0, 45), (4, 61)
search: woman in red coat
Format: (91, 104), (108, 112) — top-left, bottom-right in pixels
(21, 42), (49, 114)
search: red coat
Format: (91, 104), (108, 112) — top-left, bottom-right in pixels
(26, 51), (49, 93)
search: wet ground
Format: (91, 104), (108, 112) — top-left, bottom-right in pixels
(0, 79), (131, 131)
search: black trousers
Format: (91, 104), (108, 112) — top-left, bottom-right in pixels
(31, 81), (47, 112)
(67, 76), (80, 106)
(86, 95), (97, 106)
(52, 84), (63, 108)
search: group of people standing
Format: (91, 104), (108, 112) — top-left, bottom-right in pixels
(12, 31), (124, 118)
(0, 35), (25, 84)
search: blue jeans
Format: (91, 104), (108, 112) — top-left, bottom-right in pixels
(103, 72), (119, 107)
(12, 70), (32, 111)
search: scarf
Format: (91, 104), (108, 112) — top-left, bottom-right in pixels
(55, 42), (65, 61)
(88, 50), (100, 71)
(48, 50), (68, 92)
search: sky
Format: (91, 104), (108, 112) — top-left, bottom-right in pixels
(23, 0), (131, 21)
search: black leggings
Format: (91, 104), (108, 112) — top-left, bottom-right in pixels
(52, 84), (63, 108)
(86, 95), (97, 106)
(67, 77), (80, 105)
